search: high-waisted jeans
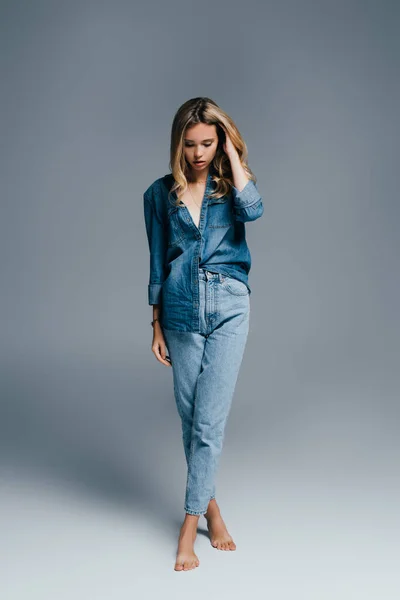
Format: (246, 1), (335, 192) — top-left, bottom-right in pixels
(162, 268), (250, 515)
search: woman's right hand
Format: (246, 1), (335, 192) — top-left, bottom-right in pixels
(152, 323), (172, 366)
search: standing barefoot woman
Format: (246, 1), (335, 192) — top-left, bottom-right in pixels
(143, 97), (264, 571)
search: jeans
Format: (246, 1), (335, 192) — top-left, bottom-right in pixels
(162, 268), (250, 515)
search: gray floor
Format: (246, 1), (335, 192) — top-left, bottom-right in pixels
(1, 351), (399, 599)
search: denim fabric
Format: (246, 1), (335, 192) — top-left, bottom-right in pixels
(143, 164), (264, 332)
(162, 267), (250, 515)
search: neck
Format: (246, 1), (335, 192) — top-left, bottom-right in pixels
(189, 165), (209, 183)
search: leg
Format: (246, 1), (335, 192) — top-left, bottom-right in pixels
(162, 327), (205, 570)
(184, 288), (250, 515)
(162, 327), (205, 467)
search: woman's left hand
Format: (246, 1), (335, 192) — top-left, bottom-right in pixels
(220, 124), (239, 161)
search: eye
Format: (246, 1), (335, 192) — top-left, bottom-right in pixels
(184, 142), (213, 147)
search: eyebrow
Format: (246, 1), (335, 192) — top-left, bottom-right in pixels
(184, 138), (215, 142)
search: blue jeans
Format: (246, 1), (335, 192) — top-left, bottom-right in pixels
(162, 268), (250, 515)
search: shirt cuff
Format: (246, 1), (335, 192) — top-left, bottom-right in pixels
(231, 180), (262, 208)
(148, 283), (163, 305)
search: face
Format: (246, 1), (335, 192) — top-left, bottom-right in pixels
(183, 122), (218, 173)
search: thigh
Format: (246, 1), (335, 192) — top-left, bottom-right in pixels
(162, 328), (207, 413)
(192, 309), (250, 429)
(214, 273), (250, 338)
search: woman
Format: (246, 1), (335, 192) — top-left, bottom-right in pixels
(143, 97), (264, 571)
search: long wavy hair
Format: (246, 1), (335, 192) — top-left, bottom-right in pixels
(168, 97), (256, 205)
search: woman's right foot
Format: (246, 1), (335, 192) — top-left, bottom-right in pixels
(174, 514), (200, 571)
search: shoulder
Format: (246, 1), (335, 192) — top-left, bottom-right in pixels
(144, 174), (174, 201)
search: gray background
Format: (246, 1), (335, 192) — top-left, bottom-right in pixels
(1, 0), (399, 597)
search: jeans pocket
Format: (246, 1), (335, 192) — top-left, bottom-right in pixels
(220, 275), (249, 296)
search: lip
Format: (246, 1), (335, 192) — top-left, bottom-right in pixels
(193, 161), (206, 165)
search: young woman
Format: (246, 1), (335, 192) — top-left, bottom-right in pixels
(143, 97), (264, 571)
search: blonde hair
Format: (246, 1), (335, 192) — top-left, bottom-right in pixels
(168, 97), (256, 205)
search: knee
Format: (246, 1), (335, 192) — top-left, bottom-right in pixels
(193, 420), (224, 446)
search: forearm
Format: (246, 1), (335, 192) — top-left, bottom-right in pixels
(229, 154), (264, 223)
(152, 304), (161, 321)
(229, 153), (249, 192)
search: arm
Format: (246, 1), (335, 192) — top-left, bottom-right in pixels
(143, 187), (171, 367)
(152, 303), (161, 322)
(231, 173), (264, 223)
(221, 127), (264, 223)
(143, 185), (168, 305)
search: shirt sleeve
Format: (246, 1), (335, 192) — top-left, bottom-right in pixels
(231, 179), (264, 223)
(143, 185), (168, 305)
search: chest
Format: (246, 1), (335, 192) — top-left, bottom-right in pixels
(176, 188), (203, 229)
(165, 192), (235, 248)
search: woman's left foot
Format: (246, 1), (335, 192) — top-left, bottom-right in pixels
(204, 499), (236, 550)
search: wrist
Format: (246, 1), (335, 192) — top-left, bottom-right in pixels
(227, 150), (240, 164)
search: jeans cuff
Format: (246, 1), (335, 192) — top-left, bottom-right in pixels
(185, 506), (208, 516)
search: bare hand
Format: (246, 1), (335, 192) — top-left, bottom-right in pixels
(152, 324), (172, 366)
(220, 123), (239, 161)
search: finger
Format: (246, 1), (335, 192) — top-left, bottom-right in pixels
(159, 357), (172, 366)
(158, 356), (172, 366)
(153, 344), (172, 367)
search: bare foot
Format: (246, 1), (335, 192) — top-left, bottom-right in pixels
(204, 499), (236, 551)
(174, 514), (200, 571)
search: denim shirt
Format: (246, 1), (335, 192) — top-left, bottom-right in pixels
(143, 165), (264, 332)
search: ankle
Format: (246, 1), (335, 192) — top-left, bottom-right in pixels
(182, 514), (200, 527)
(184, 512), (200, 519)
(205, 500), (220, 517)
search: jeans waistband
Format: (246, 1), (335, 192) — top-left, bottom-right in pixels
(199, 268), (224, 282)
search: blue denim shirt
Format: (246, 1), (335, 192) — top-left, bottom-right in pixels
(143, 165), (264, 331)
